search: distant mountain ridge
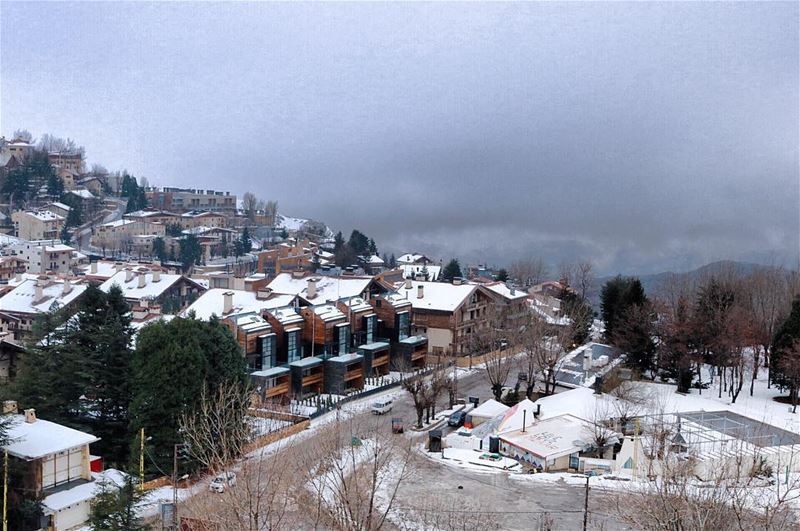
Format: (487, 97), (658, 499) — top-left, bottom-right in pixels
(591, 260), (775, 306)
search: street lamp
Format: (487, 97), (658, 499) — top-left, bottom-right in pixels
(172, 444), (189, 529)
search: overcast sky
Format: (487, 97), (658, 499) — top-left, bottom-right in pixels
(2, 2), (797, 275)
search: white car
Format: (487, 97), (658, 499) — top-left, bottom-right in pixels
(209, 472), (237, 493)
(371, 399), (393, 415)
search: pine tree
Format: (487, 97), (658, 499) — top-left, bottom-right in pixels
(600, 275), (647, 340)
(88, 475), (151, 530)
(441, 259), (462, 281)
(129, 317), (246, 474)
(333, 231), (345, 252)
(496, 269), (509, 282)
(772, 298), (800, 411)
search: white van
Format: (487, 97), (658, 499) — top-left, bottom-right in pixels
(371, 399), (393, 415)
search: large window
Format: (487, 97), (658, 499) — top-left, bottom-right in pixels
(337, 324), (350, 354)
(260, 333), (276, 369)
(287, 330), (300, 363)
(397, 311), (410, 340)
(365, 315), (376, 344)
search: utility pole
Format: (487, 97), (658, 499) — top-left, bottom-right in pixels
(139, 428), (145, 492)
(3, 449), (8, 531)
(582, 475), (589, 531)
(172, 444), (180, 530)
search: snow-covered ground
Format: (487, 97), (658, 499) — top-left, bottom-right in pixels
(435, 447), (521, 472)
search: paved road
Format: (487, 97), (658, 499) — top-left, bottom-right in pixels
(348, 359), (628, 530)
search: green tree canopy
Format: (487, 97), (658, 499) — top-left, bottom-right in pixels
(441, 259), (462, 282)
(129, 317), (247, 474)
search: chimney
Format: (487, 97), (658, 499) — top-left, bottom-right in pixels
(24, 408), (36, 423)
(35, 283), (43, 302)
(506, 281), (515, 296)
(417, 285), (424, 299)
(62, 279), (71, 295)
(452, 277), (462, 286)
(404, 279), (412, 289)
(90, 261), (98, 274)
(534, 404), (541, 418)
(14, 272), (21, 283)
(223, 291), (234, 314)
(125, 268), (134, 282)
(307, 279), (317, 299)
(138, 272), (147, 289)
(2, 400), (17, 414)
(152, 270), (161, 282)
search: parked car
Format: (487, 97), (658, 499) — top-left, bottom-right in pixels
(371, 399), (394, 415)
(209, 472), (237, 493)
(448, 410), (467, 427)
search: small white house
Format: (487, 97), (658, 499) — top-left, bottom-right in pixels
(3, 405), (100, 530)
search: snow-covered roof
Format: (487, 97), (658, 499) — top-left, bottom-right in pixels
(495, 399), (540, 432)
(251, 366), (290, 378)
(69, 189), (94, 199)
(499, 414), (592, 460)
(312, 304), (346, 322)
(183, 289), (295, 321)
(290, 356), (323, 368)
(360, 255), (384, 264)
(469, 399), (510, 420)
(266, 305), (304, 326)
(399, 335), (427, 345)
(327, 352), (363, 363)
(4, 415), (98, 460)
(0, 234), (20, 247)
(393, 280), (477, 312)
(340, 296), (372, 313)
(0, 278), (87, 315)
(48, 202), (72, 211)
(482, 281), (528, 301)
(359, 341), (390, 351)
(42, 469), (125, 513)
(100, 270), (194, 301)
(44, 244), (74, 252)
(383, 291), (413, 308)
(125, 209), (177, 219)
(397, 253), (428, 264)
(101, 219), (136, 228)
(267, 273), (372, 303)
(400, 264), (441, 281)
(26, 210), (64, 222)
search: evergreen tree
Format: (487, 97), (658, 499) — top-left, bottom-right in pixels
(46, 174), (64, 198)
(368, 238), (377, 255)
(600, 275), (647, 340)
(152, 237), (166, 261)
(60, 225), (71, 245)
(333, 231), (345, 252)
(79, 286), (134, 465)
(389, 253), (397, 268)
(348, 230), (370, 255)
(179, 234), (202, 271)
(240, 227), (252, 254)
(772, 298), (800, 411)
(88, 475), (151, 531)
(496, 269), (509, 282)
(441, 259), (462, 281)
(129, 317), (246, 474)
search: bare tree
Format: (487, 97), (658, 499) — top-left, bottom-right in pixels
(471, 304), (514, 400)
(12, 129), (33, 143)
(517, 315), (549, 399)
(179, 382), (252, 474)
(575, 260), (594, 301)
(242, 192), (259, 222)
(508, 257), (548, 288)
(264, 200), (278, 227)
(296, 416), (415, 531)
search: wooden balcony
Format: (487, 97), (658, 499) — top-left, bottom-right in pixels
(344, 368), (363, 381)
(372, 355), (390, 368)
(302, 372), (324, 386)
(411, 348), (426, 361)
(264, 381), (290, 399)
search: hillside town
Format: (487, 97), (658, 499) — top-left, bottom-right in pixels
(0, 131), (797, 530)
